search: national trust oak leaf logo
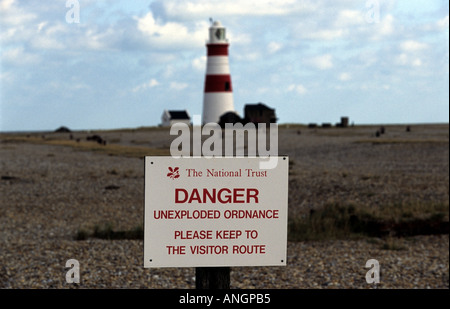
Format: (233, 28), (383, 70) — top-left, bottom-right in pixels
(167, 167), (180, 180)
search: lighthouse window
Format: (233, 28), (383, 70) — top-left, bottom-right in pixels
(225, 82), (230, 91)
(215, 28), (225, 40)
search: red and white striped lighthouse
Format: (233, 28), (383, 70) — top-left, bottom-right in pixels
(202, 20), (236, 124)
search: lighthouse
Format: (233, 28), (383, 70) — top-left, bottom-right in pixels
(201, 20), (236, 124)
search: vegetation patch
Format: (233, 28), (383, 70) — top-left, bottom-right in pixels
(1, 136), (169, 157)
(354, 138), (449, 145)
(288, 201), (449, 241)
(75, 222), (143, 240)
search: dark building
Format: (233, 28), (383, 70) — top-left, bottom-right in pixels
(243, 103), (277, 125)
(336, 116), (349, 128)
(54, 126), (71, 133)
(161, 109), (191, 127)
(217, 102), (277, 128)
(218, 111), (243, 128)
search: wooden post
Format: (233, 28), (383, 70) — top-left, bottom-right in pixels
(196, 267), (230, 289)
(193, 130), (231, 290)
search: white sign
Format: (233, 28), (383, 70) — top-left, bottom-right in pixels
(144, 156), (288, 268)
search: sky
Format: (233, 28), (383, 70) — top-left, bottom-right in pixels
(0, 0), (448, 131)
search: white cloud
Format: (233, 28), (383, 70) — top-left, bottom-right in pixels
(135, 11), (207, 49)
(0, 0), (13, 10)
(132, 79), (160, 92)
(228, 31), (252, 45)
(400, 40), (428, 52)
(31, 34), (65, 50)
(373, 14), (395, 38)
(0, 71), (14, 83)
(396, 53), (408, 65)
(156, 0), (316, 19)
(267, 42), (282, 54)
(0, 0), (35, 26)
(437, 15), (449, 30)
(304, 29), (344, 40)
(338, 72), (351, 81)
(0, 0), (37, 45)
(396, 53), (422, 67)
(335, 9), (365, 27)
(192, 56), (206, 71)
(82, 27), (120, 51)
(395, 40), (428, 67)
(1, 1), (114, 52)
(234, 51), (261, 61)
(288, 84), (307, 95)
(292, 7), (378, 41)
(2, 46), (40, 65)
(412, 58), (422, 67)
(163, 65), (175, 78)
(308, 54), (333, 70)
(170, 81), (188, 90)
(148, 79), (160, 87)
(37, 21), (47, 33)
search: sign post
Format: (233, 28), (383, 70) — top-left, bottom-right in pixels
(195, 267), (230, 289)
(144, 156), (288, 287)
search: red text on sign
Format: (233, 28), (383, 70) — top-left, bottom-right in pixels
(175, 188), (259, 204)
(174, 230), (213, 239)
(216, 230), (242, 239)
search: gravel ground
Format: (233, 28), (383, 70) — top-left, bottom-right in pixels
(0, 125), (448, 289)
